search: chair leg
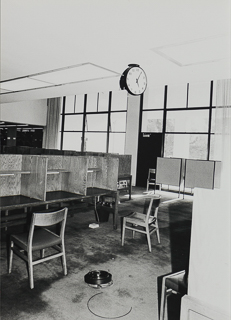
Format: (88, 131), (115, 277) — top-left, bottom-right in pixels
(8, 240), (14, 273)
(159, 278), (167, 320)
(28, 251), (34, 289)
(146, 181), (149, 192)
(61, 244), (67, 275)
(132, 228), (135, 239)
(121, 219), (125, 246)
(156, 227), (160, 243)
(40, 249), (45, 258)
(146, 229), (152, 252)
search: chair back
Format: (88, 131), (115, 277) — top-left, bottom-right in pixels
(33, 208), (68, 227)
(148, 168), (156, 180)
(144, 196), (161, 224)
(149, 168), (156, 174)
(28, 208), (68, 248)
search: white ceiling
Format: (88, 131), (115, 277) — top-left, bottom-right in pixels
(1, 0), (230, 103)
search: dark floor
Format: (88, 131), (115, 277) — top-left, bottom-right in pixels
(0, 187), (193, 320)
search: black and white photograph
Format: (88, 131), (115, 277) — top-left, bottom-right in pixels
(1, 1), (230, 319)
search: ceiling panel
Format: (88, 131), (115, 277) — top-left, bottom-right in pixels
(1, 78), (53, 92)
(32, 63), (120, 85)
(0, 63), (121, 96)
(152, 35), (230, 67)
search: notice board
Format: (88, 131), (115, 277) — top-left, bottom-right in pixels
(184, 159), (215, 189)
(156, 157), (182, 186)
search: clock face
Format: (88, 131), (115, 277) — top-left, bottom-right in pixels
(125, 66), (147, 95)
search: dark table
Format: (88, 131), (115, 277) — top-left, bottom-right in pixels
(0, 188), (119, 229)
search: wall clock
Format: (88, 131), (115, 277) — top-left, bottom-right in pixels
(120, 64), (147, 96)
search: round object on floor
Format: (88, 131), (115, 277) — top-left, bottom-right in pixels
(84, 270), (112, 287)
(87, 291), (132, 319)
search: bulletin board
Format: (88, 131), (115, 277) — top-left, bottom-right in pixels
(184, 159), (215, 189)
(156, 157), (182, 186)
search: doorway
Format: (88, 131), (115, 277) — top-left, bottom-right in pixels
(136, 133), (163, 188)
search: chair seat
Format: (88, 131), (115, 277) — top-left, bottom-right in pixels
(125, 211), (156, 225)
(11, 228), (61, 251)
(165, 272), (187, 295)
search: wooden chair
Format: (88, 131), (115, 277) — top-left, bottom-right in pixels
(159, 270), (187, 320)
(8, 207), (68, 289)
(121, 195), (161, 252)
(146, 168), (161, 193)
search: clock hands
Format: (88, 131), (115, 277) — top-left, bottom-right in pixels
(136, 71), (142, 87)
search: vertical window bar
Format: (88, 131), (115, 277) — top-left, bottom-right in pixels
(81, 94), (87, 152)
(106, 91), (112, 153)
(97, 92), (99, 112)
(186, 83), (189, 108)
(60, 96), (66, 150)
(207, 80), (213, 160)
(74, 95), (77, 113)
(161, 85), (168, 157)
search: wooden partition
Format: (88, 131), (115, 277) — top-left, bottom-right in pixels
(0, 154), (47, 201)
(1, 152), (127, 203)
(0, 154), (23, 197)
(87, 155), (119, 191)
(46, 155), (88, 195)
(21, 155), (47, 201)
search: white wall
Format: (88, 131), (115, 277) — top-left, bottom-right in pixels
(0, 99), (47, 126)
(183, 82), (231, 319)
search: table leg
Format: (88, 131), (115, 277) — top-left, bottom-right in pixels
(5, 209), (9, 231)
(128, 176), (132, 200)
(113, 191), (118, 230)
(93, 196), (99, 222)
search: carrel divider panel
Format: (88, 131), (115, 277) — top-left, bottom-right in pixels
(61, 156), (88, 195)
(21, 155), (47, 201)
(46, 155), (64, 192)
(103, 156), (119, 191)
(87, 155), (119, 191)
(0, 154), (22, 197)
(87, 156), (102, 188)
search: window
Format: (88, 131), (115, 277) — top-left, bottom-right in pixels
(164, 134), (208, 160)
(166, 109), (209, 133)
(110, 112), (127, 132)
(61, 90), (127, 153)
(143, 81), (214, 161)
(62, 132), (82, 151)
(142, 111), (163, 133)
(84, 133), (107, 152)
(188, 82), (210, 107)
(111, 90), (127, 111)
(86, 114), (108, 131)
(167, 84), (187, 109)
(143, 86), (164, 110)
(109, 133), (126, 154)
(64, 114), (83, 131)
